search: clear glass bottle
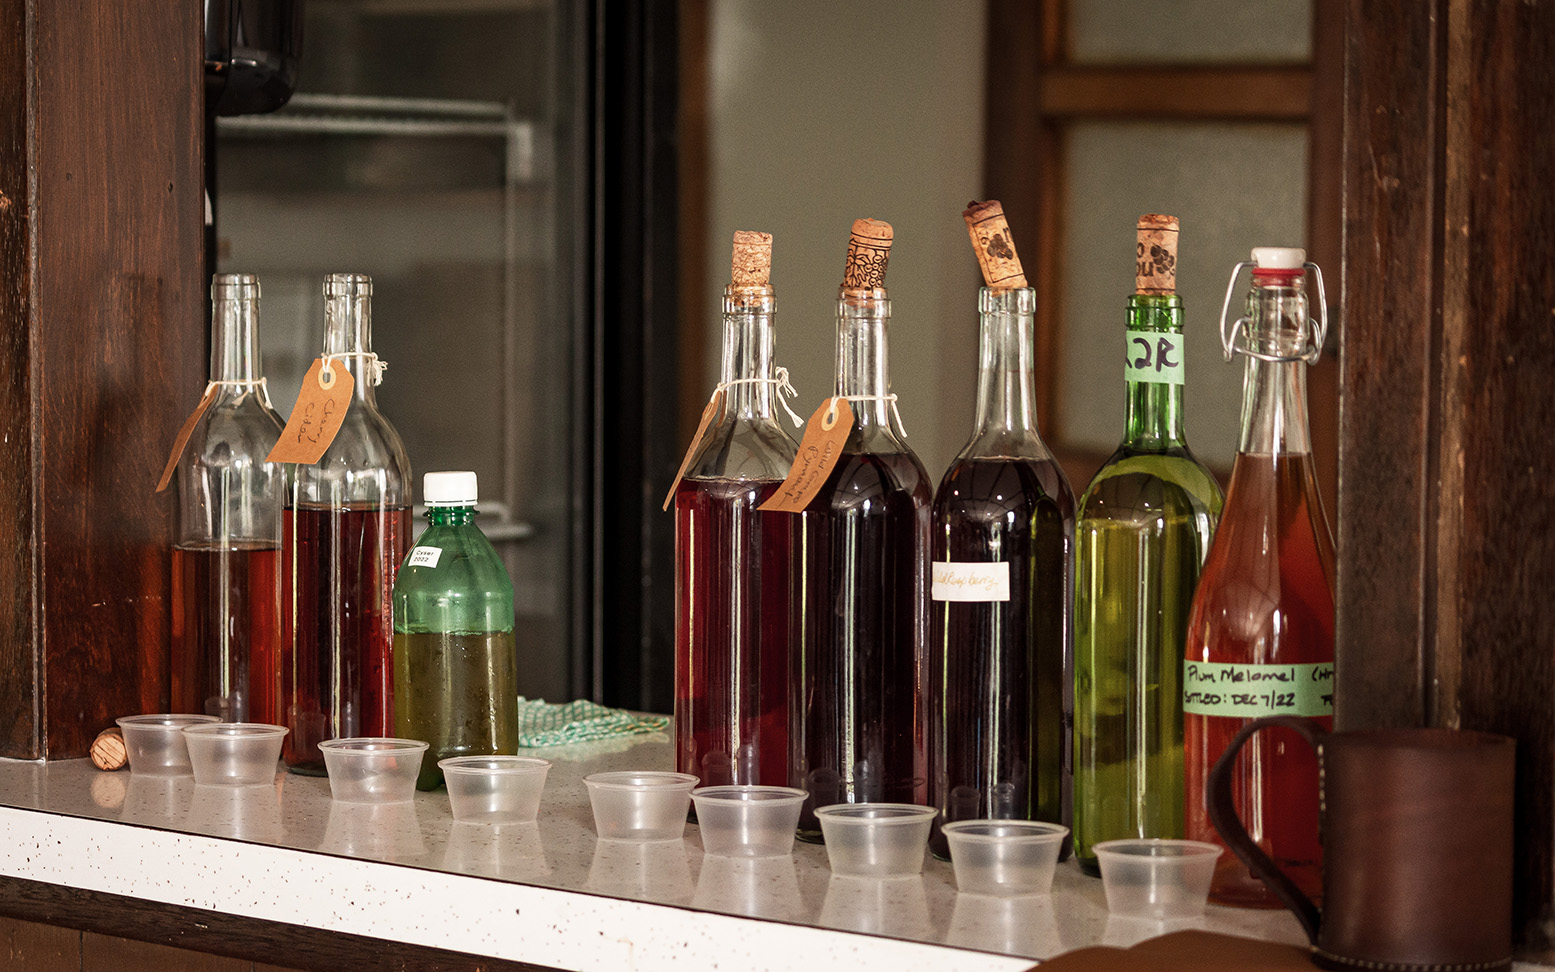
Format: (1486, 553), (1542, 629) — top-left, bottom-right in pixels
(1073, 216), (1224, 873)
(1183, 247), (1335, 907)
(930, 203), (1075, 859)
(673, 231), (798, 789)
(283, 273), (413, 774)
(172, 274), (286, 723)
(393, 471), (517, 790)
(794, 219), (932, 841)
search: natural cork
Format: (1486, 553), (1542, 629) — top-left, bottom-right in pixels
(842, 218), (893, 289)
(962, 200), (1028, 289)
(730, 230), (773, 288)
(1135, 214), (1180, 294)
(90, 727), (127, 771)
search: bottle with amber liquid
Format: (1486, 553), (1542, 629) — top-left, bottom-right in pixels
(1183, 247), (1335, 906)
(1072, 216), (1223, 873)
(171, 274), (286, 723)
(673, 231), (798, 789)
(930, 202), (1074, 859)
(793, 219), (932, 840)
(283, 273), (413, 774)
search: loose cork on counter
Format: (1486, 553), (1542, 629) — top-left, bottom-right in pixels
(963, 200), (1028, 290)
(1135, 214), (1179, 294)
(91, 727), (127, 771)
(842, 218), (892, 291)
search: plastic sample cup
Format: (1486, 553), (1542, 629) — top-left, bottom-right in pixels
(182, 722), (287, 786)
(116, 715), (221, 776)
(1093, 838), (1223, 919)
(318, 738), (428, 804)
(584, 771), (697, 841)
(814, 803), (938, 877)
(439, 755), (551, 825)
(691, 785), (807, 858)
(942, 820), (1069, 896)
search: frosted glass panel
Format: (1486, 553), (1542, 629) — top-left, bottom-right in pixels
(1060, 122), (1308, 468)
(1070, 0), (1312, 64)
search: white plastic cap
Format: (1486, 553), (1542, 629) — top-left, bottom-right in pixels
(423, 471), (478, 507)
(1251, 247), (1306, 269)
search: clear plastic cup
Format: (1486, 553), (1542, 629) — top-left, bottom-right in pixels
(584, 771), (697, 841)
(814, 803), (938, 877)
(116, 714), (220, 776)
(690, 785), (807, 858)
(181, 722), (287, 786)
(942, 819), (1069, 896)
(439, 755), (551, 824)
(318, 737), (428, 804)
(1093, 838), (1223, 919)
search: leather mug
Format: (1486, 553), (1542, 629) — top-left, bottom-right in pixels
(1208, 716), (1515, 972)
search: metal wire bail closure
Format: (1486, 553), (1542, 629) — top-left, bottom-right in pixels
(1218, 260), (1329, 365)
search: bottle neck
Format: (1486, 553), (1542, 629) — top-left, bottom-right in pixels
(1122, 294), (1188, 449)
(322, 285), (378, 405)
(1237, 273), (1313, 455)
(210, 278), (261, 384)
(427, 505), (476, 527)
(970, 287), (1039, 439)
(719, 286), (777, 421)
(834, 287), (895, 430)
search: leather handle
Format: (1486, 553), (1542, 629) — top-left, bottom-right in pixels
(1206, 714), (1324, 942)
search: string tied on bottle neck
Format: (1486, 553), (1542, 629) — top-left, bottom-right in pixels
(322, 351), (388, 386)
(713, 365), (804, 428)
(836, 393), (906, 436)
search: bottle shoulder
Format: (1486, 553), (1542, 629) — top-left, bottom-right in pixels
(810, 445), (932, 512)
(1079, 448), (1224, 521)
(395, 524), (514, 598)
(687, 415), (798, 481)
(933, 454), (1075, 522)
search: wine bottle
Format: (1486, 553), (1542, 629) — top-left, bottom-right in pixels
(929, 201), (1075, 859)
(1072, 215), (1224, 874)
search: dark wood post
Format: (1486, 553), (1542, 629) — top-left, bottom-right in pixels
(0, 0), (204, 758)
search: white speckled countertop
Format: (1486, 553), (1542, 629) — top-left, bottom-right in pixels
(0, 731), (1314, 970)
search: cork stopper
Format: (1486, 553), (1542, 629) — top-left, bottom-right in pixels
(90, 727), (127, 771)
(842, 218), (893, 289)
(1135, 214), (1180, 294)
(730, 230), (773, 287)
(962, 200), (1028, 289)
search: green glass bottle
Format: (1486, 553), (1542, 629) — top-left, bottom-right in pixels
(1073, 215), (1224, 874)
(393, 470), (518, 790)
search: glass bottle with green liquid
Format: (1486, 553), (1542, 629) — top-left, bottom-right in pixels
(1072, 215), (1224, 874)
(393, 471), (518, 790)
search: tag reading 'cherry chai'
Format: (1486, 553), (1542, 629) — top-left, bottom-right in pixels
(759, 398), (853, 513)
(266, 358), (356, 464)
(155, 383), (221, 493)
(662, 389), (725, 511)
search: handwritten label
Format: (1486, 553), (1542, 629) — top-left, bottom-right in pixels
(155, 383), (221, 492)
(759, 398), (853, 513)
(406, 546), (442, 568)
(267, 358), (355, 465)
(931, 562), (1011, 602)
(1124, 329), (1184, 385)
(1182, 660), (1334, 718)
(663, 390), (725, 511)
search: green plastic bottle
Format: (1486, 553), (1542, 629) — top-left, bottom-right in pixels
(393, 471), (518, 790)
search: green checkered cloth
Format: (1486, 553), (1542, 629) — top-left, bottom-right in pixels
(515, 696), (669, 747)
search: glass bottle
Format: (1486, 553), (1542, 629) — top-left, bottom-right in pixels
(283, 273), (413, 774)
(673, 231), (798, 789)
(171, 274), (286, 723)
(1072, 216), (1224, 873)
(1183, 247), (1335, 907)
(930, 202), (1075, 859)
(393, 471), (517, 790)
(794, 219), (932, 841)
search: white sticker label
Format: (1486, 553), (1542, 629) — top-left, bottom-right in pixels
(407, 546), (442, 568)
(932, 562), (1011, 602)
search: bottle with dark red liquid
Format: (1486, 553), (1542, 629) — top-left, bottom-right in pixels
(929, 203), (1074, 859)
(794, 219), (932, 840)
(673, 231), (798, 789)
(172, 274), (286, 724)
(1183, 247), (1335, 906)
(283, 273), (412, 774)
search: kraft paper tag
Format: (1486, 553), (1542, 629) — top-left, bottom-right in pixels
(759, 398), (853, 513)
(267, 358), (356, 465)
(155, 383), (220, 493)
(662, 389), (726, 511)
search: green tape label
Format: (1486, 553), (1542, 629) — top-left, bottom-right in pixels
(1182, 660), (1334, 718)
(1125, 329), (1185, 384)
